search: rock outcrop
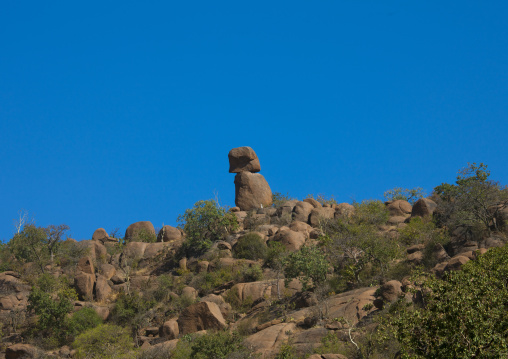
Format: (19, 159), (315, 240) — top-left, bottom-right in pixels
(177, 301), (227, 334)
(228, 146), (261, 173)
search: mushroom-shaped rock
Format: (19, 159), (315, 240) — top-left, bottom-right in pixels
(228, 146), (261, 173)
(125, 221), (156, 242)
(177, 301), (227, 334)
(92, 228), (109, 242)
(411, 198), (437, 218)
(157, 225), (182, 243)
(234, 172), (272, 211)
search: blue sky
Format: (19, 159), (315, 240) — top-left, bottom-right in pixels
(1, 1), (507, 241)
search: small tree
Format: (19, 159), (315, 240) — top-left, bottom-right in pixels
(178, 199), (239, 257)
(434, 163), (508, 236)
(9, 224), (48, 272)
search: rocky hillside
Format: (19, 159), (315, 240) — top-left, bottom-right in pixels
(1, 149), (507, 359)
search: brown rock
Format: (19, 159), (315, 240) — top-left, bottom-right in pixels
(77, 257), (95, 274)
(74, 272), (95, 300)
(335, 203), (355, 218)
(177, 301), (227, 334)
(289, 221), (313, 237)
(407, 251), (423, 264)
(244, 323), (296, 357)
(445, 256), (470, 271)
(157, 225), (182, 243)
(378, 280), (403, 302)
(303, 198), (322, 208)
(309, 207), (335, 227)
(273, 228), (306, 251)
(234, 172), (273, 211)
(407, 244), (424, 254)
(6, 344), (39, 359)
(99, 263), (116, 280)
(387, 200), (412, 216)
(125, 221), (156, 242)
(123, 241), (147, 259)
(182, 286), (198, 300)
(228, 146), (261, 173)
(411, 198), (437, 218)
(92, 228), (109, 242)
(94, 275), (112, 302)
(160, 319), (179, 339)
(293, 201), (315, 223)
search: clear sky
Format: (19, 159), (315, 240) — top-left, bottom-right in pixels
(1, 1), (507, 241)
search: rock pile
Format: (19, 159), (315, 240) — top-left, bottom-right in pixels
(229, 146), (273, 211)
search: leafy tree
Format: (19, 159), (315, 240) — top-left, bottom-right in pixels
(8, 223), (69, 272)
(384, 187), (426, 204)
(352, 200), (390, 225)
(177, 199), (239, 257)
(391, 244), (508, 358)
(434, 163), (508, 236)
(284, 245), (329, 290)
(27, 274), (78, 346)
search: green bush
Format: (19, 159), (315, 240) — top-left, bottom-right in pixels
(72, 324), (135, 359)
(112, 291), (155, 327)
(265, 241), (288, 269)
(392, 244), (508, 358)
(170, 331), (249, 359)
(68, 307), (103, 336)
(284, 246), (329, 291)
(233, 232), (268, 260)
(272, 192), (295, 208)
(353, 200), (390, 225)
(178, 200), (239, 257)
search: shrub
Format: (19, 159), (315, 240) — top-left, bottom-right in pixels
(284, 246), (329, 291)
(233, 232), (267, 260)
(178, 200), (239, 257)
(72, 324), (135, 359)
(272, 192), (295, 208)
(265, 241), (288, 269)
(352, 200), (390, 225)
(112, 291), (155, 327)
(68, 307), (103, 337)
(392, 244), (508, 358)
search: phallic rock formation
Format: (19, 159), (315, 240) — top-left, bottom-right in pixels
(229, 146), (272, 211)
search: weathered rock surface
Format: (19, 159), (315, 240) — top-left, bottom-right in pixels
(77, 256), (95, 274)
(386, 200), (412, 216)
(94, 275), (112, 302)
(378, 280), (403, 302)
(234, 172), (273, 211)
(177, 301), (227, 334)
(92, 228), (109, 242)
(244, 322), (296, 357)
(293, 201), (315, 223)
(125, 221), (156, 242)
(228, 146), (261, 173)
(159, 319), (179, 339)
(309, 207), (335, 227)
(6, 344), (39, 359)
(157, 225), (182, 243)
(411, 198), (437, 218)
(74, 272), (95, 300)
(272, 228), (306, 251)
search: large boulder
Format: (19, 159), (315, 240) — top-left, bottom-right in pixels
(386, 200), (412, 217)
(234, 172), (273, 211)
(309, 207), (335, 227)
(273, 228), (306, 251)
(411, 198), (437, 218)
(92, 228), (109, 242)
(94, 275), (112, 302)
(293, 201), (315, 223)
(377, 280), (403, 302)
(157, 225), (182, 243)
(74, 272), (95, 300)
(5, 344), (39, 359)
(231, 279), (301, 303)
(77, 256), (95, 275)
(160, 319), (179, 339)
(125, 221), (156, 242)
(244, 323), (296, 357)
(228, 146), (261, 173)
(177, 301), (227, 334)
